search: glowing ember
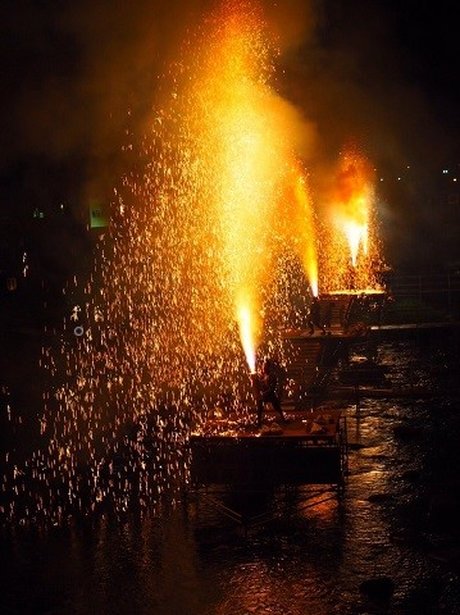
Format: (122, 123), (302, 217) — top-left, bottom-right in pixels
(327, 288), (385, 296)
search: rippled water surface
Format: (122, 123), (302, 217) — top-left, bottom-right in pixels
(1, 333), (460, 614)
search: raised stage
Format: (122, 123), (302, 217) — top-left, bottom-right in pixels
(190, 409), (348, 488)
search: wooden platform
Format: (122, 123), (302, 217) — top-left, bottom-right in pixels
(190, 409), (348, 487)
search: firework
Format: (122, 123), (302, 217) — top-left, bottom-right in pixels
(320, 146), (385, 293)
(1, 2), (386, 528)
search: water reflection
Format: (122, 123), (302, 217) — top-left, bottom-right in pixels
(1, 337), (460, 614)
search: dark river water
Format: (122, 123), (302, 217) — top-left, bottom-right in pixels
(1, 330), (460, 614)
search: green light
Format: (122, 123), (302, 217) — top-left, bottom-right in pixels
(89, 201), (108, 228)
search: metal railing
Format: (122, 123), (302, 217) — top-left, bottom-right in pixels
(383, 271), (460, 320)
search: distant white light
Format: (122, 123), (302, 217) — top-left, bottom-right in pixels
(454, 178), (458, 182)
(406, 165), (411, 169)
(443, 169), (449, 174)
(397, 177), (401, 181)
(380, 178), (384, 182)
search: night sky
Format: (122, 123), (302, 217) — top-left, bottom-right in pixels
(1, 0), (459, 267)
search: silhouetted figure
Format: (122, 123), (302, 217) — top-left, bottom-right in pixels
(308, 296), (326, 335)
(250, 358), (286, 427)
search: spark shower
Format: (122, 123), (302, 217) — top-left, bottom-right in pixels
(1, 0), (384, 525)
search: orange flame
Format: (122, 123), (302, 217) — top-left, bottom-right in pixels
(342, 215), (368, 267)
(194, 1), (304, 364)
(333, 154), (373, 267)
(237, 295), (257, 372)
(321, 146), (383, 292)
